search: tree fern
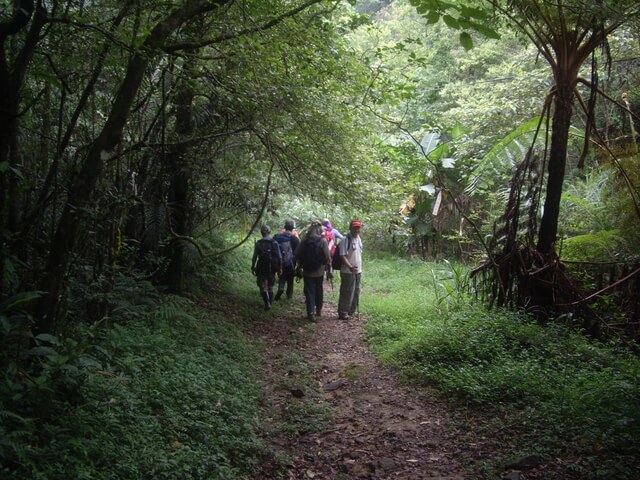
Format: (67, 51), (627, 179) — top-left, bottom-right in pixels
(465, 116), (548, 195)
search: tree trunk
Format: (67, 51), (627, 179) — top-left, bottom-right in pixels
(536, 83), (575, 254)
(165, 81), (195, 294)
(0, 1), (44, 297)
(35, 0), (230, 333)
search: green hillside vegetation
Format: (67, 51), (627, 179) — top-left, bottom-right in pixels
(1, 269), (263, 479)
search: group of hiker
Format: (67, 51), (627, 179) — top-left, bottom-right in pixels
(250, 218), (363, 321)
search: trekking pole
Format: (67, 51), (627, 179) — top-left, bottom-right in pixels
(357, 274), (362, 320)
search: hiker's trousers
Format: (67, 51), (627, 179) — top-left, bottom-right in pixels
(303, 275), (324, 317)
(338, 272), (361, 317)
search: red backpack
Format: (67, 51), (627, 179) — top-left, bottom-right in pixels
(324, 229), (336, 256)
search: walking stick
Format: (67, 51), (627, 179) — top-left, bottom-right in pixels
(356, 274), (360, 320)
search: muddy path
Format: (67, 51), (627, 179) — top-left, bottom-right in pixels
(249, 295), (476, 480)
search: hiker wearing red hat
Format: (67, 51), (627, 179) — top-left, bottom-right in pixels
(337, 219), (363, 320)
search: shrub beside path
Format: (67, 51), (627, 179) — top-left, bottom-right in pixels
(249, 297), (472, 480)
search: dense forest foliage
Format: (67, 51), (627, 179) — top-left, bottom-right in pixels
(1, 0), (639, 478)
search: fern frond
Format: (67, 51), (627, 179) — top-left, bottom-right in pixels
(465, 117), (548, 195)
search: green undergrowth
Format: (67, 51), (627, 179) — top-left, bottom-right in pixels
(361, 251), (640, 479)
(2, 270), (264, 479)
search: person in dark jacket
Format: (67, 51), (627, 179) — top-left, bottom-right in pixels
(295, 221), (330, 321)
(251, 225), (282, 310)
(273, 219), (300, 301)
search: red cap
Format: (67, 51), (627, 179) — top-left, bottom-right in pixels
(350, 219), (362, 228)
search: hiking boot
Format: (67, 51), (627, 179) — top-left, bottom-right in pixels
(307, 314), (315, 322)
(315, 307), (322, 317)
(264, 304), (271, 311)
(274, 290), (283, 301)
(338, 313), (349, 320)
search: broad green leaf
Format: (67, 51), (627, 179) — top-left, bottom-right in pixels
(451, 121), (466, 140)
(460, 6), (488, 20)
(411, 0), (439, 8)
(427, 142), (451, 162)
(36, 333), (61, 345)
(442, 15), (460, 29)
(421, 132), (441, 155)
(474, 22), (502, 39)
(425, 10), (440, 24)
(0, 291), (43, 312)
(460, 31), (473, 50)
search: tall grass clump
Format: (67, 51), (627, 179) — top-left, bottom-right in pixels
(360, 252), (640, 478)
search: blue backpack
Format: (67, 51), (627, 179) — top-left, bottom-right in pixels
(273, 233), (294, 268)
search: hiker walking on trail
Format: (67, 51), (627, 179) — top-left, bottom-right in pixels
(322, 222), (336, 281)
(295, 221), (330, 322)
(322, 219), (344, 243)
(322, 219), (344, 281)
(273, 219), (300, 301)
(337, 219), (363, 320)
(279, 222), (300, 238)
(251, 225), (282, 311)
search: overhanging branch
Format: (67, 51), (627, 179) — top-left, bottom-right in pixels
(162, 0), (325, 53)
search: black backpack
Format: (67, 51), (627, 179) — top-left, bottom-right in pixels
(273, 233), (293, 268)
(255, 239), (281, 274)
(299, 236), (325, 271)
(332, 235), (351, 270)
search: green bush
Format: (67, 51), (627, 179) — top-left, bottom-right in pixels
(561, 229), (628, 262)
(1, 293), (262, 480)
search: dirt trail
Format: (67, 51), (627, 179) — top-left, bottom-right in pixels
(250, 295), (472, 480)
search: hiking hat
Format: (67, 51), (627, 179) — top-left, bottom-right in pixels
(284, 219), (295, 231)
(322, 219), (333, 230)
(260, 224), (271, 235)
(350, 219), (362, 228)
